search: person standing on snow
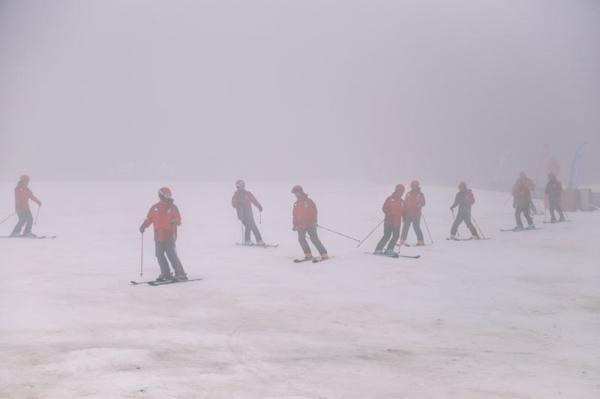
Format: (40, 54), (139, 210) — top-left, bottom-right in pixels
(291, 185), (328, 261)
(449, 182), (480, 240)
(139, 187), (188, 282)
(231, 180), (265, 246)
(545, 173), (565, 223)
(374, 184), (405, 256)
(11, 175), (42, 237)
(512, 172), (535, 230)
(400, 180), (426, 246)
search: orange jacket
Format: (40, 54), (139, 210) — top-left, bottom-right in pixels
(403, 190), (426, 217)
(15, 184), (41, 212)
(141, 200), (181, 242)
(293, 193), (318, 229)
(382, 195), (405, 227)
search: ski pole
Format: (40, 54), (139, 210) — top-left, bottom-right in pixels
(317, 224), (361, 243)
(357, 219), (384, 248)
(422, 214), (434, 244)
(140, 232), (144, 277)
(0, 212), (15, 225)
(34, 206), (41, 225)
(472, 215), (487, 240)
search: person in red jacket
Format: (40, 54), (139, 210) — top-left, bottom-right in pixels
(232, 179), (265, 246)
(291, 185), (328, 261)
(374, 184), (405, 256)
(11, 175), (42, 237)
(512, 172), (535, 230)
(400, 180), (426, 246)
(139, 187), (188, 282)
(449, 181), (479, 239)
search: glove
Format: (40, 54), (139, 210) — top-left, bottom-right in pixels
(292, 226), (297, 231)
(139, 226), (145, 234)
(258, 206), (263, 212)
(170, 220), (178, 225)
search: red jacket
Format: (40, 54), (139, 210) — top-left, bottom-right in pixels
(15, 184), (41, 212)
(141, 199), (181, 242)
(232, 190), (262, 219)
(382, 195), (404, 227)
(293, 193), (317, 229)
(403, 190), (425, 218)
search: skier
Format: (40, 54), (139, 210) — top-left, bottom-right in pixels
(512, 172), (535, 230)
(11, 175), (42, 237)
(291, 185), (328, 261)
(139, 187), (188, 282)
(449, 181), (480, 240)
(400, 180), (426, 246)
(545, 173), (565, 223)
(374, 184), (405, 256)
(231, 180), (265, 246)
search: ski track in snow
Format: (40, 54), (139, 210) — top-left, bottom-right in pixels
(0, 181), (599, 399)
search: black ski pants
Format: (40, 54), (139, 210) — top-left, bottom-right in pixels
(155, 241), (186, 277)
(548, 198), (565, 222)
(375, 223), (400, 252)
(241, 216), (262, 243)
(401, 215), (424, 242)
(515, 204), (533, 228)
(451, 211), (478, 237)
(297, 226), (327, 256)
(11, 209), (33, 236)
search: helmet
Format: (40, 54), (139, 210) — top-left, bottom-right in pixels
(235, 179), (245, 189)
(291, 185), (303, 194)
(19, 174), (30, 183)
(394, 184), (405, 193)
(158, 187), (173, 200)
(410, 180), (420, 190)
(458, 181), (467, 190)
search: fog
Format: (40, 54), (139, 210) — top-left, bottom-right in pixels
(1, 0), (599, 187)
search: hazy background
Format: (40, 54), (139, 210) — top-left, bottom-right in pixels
(1, 0), (599, 188)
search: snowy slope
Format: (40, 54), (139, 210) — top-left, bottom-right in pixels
(1, 181), (599, 399)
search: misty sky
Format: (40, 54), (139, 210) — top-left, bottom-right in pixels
(1, 0), (599, 187)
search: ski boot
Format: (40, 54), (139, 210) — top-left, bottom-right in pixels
(513, 226), (524, 232)
(243, 241), (254, 246)
(448, 235), (458, 241)
(256, 240), (266, 247)
(22, 232), (37, 238)
(526, 224), (536, 230)
(373, 249), (384, 255)
(471, 235), (480, 240)
(155, 273), (173, 282)
(384, 249), (399, 258)
(416, 240), (425, 246)
(174, 273), (188, 282)
(320, 253), (330, 260)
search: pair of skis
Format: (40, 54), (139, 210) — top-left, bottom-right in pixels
(0, 235), (56, 239)
(293, 256), (332, 263)
(365, 252), (421, 259)
(235, 242), (279, 248)
(130, 277), (203, 286)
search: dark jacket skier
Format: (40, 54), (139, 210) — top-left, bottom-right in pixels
(232, 180), (265, 246)
(449, 182), (479, 239)
(545, 173), (565, 223)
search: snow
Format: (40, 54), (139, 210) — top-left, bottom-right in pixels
(1, 181), (599, 399)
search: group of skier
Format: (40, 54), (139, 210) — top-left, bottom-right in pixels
(5, 171), (569, 282)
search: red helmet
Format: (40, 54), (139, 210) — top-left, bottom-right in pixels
(291, 185), (304, 194)
(458, 181), (467, 190)
(395, 184), (405, 193)
(410, 180), (420, 190)
(158, 187), (173, 200)
(19, 174), (30, 183)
